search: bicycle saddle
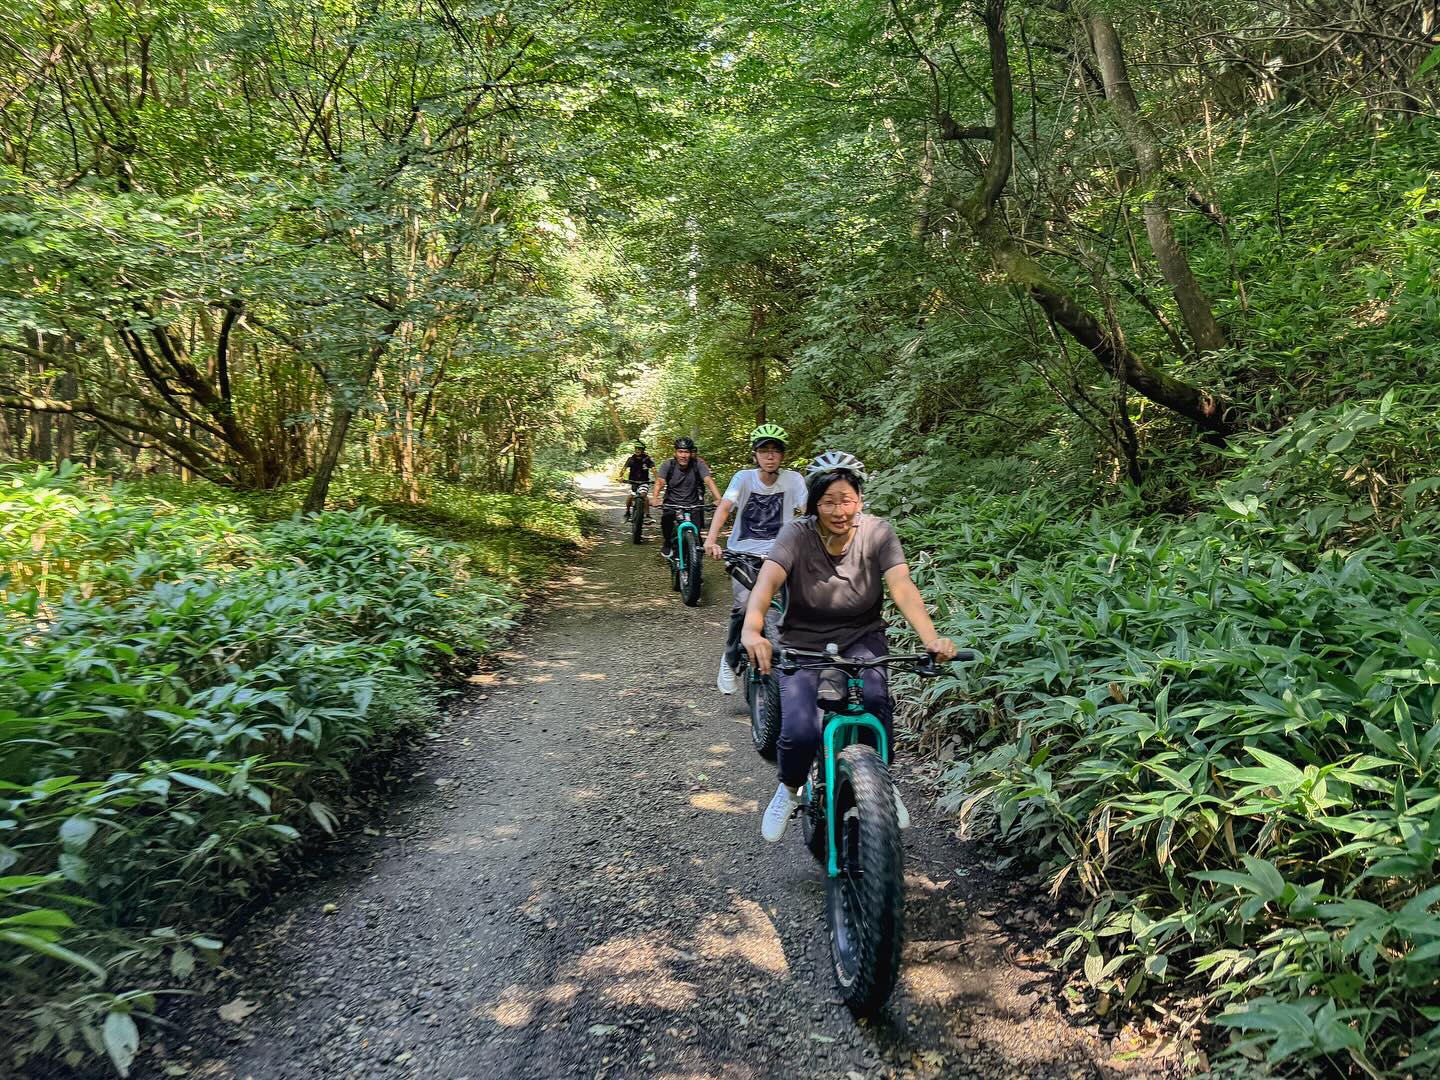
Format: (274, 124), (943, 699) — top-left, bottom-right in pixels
(816, 667), (849, 711)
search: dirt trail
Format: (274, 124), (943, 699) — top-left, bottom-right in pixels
(141, 484), (1177, 1080)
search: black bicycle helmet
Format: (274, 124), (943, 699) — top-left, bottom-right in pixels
(674, 436), (697, 451)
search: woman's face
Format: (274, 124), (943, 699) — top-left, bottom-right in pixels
(815, 479), (862, 536)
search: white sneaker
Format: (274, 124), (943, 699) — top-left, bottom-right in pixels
(716, 658), (737, 695)
(762, 783), (801, 842)
(894, 787), (910, 831)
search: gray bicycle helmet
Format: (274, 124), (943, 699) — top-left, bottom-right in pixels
(805, 451), (866, 482)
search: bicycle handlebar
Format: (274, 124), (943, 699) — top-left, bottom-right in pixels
(775, 647), (978, 677)
(722, 550), (763, 586)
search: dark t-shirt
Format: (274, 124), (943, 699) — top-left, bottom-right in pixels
(764, 516), (907, 650)
(659, 457), (711, 506)
(624, 453), (654, 482)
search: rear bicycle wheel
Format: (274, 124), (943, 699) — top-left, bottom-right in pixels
(800, 758), (826, 864)
(731, 655), (751, 715)
(826, 744), (904, 1017)
(680, 530), (703, 606)
(750, 671), (781, 761)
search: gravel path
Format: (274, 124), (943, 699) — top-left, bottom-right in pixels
(139, 485), (1181, 1080)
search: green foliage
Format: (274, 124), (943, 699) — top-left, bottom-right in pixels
(904, 412), (1440, 1073)
(0, 466), (518, 1073)
(125, 466), (588, 587)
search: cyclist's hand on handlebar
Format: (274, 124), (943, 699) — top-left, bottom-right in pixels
(924, 637), (959, 662)
(742, 628), (773, 675)
(704, 541), (724, 561)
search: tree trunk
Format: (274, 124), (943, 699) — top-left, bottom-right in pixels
(748, 306), (768, 424)
(303, 322), (400, 513)
(1087, 12), (1227, 354)
(53, 369), (77, 464)
(512, 429), (532, 494)
(942, 0), (1236, 437)
(27, 345), (52, 461)
(400, 382), (420, 504)
(304, 400), (354, 513)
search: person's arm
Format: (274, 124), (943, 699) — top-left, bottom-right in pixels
(884, 564), (957, 660)
(705, 498), (735, 559)
(650, 467), (667, 505)
(741, 561), (789, 674)
(704, 474), (724, 502)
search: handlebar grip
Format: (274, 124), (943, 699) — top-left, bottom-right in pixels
(915, 649), (979, 676)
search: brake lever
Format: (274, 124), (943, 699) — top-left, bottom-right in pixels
(914, 649), (979, 677)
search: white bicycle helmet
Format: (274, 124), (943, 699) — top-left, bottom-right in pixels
(805, 451), (866, 482)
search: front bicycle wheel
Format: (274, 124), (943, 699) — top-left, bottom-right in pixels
(680, 532), (703, 607)
(826, 744), (904, 1017)
(631, 501), (644, 544)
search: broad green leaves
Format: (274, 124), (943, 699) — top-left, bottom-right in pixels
(909, 467), (1440, 1074)
(0, 466), (525, 1072)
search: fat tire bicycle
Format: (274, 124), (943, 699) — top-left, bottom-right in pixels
(722, 552), (785, 759)
(659, 502), (709, 607)
(777, 644), (976, 1017)
(626, 482), (650, 545)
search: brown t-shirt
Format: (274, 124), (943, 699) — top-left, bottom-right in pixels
(764, 516), (907, 651)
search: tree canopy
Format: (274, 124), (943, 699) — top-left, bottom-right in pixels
(5, 0), (1440, 1073)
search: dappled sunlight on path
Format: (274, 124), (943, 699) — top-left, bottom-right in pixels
(141, 483), (1176, 1080)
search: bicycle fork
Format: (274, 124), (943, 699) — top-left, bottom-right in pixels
(819, 679), (890, 878)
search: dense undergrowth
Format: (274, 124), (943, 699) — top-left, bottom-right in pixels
(891, 397), (1440, 1077)
(0, 465), (582, 1075)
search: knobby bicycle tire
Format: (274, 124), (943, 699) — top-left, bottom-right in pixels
(680, 530), (703, 607)
(630, 501), (644, 544)
(749, 611), (783, 759)
(826, 744), (904, 1017)
(801, 758), (826, 864)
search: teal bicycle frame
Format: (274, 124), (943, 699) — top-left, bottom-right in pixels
(674, 512), (701, 561)
(664, 505), (703, 579)
(814, 681), (889, 878)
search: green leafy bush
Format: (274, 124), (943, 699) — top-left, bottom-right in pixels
(902, 419), (1440, 1075)
(1, 467), (517, 1074)
(126, 465), (588, 586)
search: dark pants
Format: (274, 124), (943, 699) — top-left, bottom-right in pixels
(661, 506), (705, 552)
(725, 576), (750, 670)
(776, 629), (891, 789)
(727, 576), (785, 670)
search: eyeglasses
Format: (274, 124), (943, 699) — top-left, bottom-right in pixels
(817, 497), (860, 512)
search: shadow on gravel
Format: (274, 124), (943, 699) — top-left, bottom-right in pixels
(112, 486), (1183, 1080)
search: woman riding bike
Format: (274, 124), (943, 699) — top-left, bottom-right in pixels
(739, 452), (958, 840)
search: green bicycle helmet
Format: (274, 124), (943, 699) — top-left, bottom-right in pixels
(749, 423), (789, 449)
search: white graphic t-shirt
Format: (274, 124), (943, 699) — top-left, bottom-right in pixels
(722, 469), (808, 556)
